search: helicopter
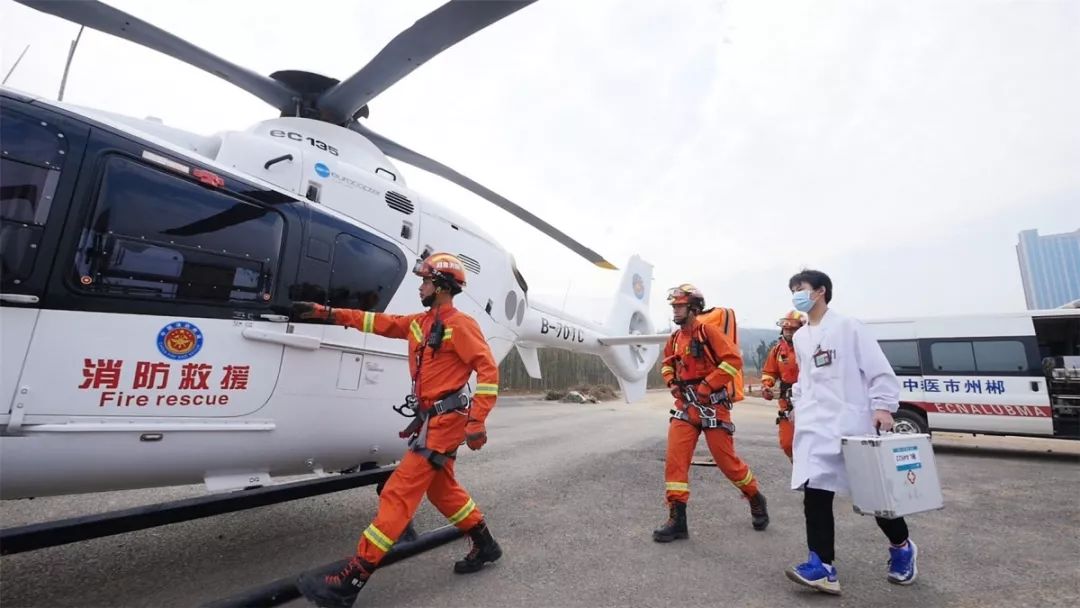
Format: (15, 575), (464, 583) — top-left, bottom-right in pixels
(0, 0), (663, 500)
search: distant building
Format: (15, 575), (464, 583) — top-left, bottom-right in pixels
(1016, 229), (1080, 309)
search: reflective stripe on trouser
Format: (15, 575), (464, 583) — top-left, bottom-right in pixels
(664, 409), (760, 504)
(357, 450), (485, 565)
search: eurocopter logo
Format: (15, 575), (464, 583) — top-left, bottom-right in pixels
(313, 161), (380, 195)
(632, 274), (645, 300)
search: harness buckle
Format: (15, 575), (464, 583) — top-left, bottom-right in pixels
(669, 408), (692, 424)
(432, 389), (471, 416)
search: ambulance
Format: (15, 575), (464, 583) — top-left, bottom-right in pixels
(865, 307), (1080, 440)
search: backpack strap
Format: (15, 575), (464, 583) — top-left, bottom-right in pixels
(698, 324), (721, 368)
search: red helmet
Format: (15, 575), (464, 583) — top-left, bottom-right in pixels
(667, 284), (705, 311)
(414, 252), (467, 291)
(777, 310), (806, 329)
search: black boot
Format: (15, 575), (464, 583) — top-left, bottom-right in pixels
(296, 556), (374, 608)
(652, 502), (689, 542)
(749, 491), (769, 531)
(454, 521), (502, 574)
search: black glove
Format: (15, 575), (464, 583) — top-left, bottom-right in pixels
(291, 301), (327, 320)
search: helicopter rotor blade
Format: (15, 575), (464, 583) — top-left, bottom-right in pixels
(14, 0), (299, 112)
(317, 0), (537, 124)
(350, 122), (616, 270)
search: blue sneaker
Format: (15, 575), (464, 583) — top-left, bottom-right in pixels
(887, 540), (918, 585)
(785, 551), (841, 595)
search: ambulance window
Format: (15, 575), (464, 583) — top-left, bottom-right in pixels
(973, 340), (1029, 373)
(929, 341), (976, 373)
(73, 156), (283, 305)
(328, 233), (404, 311)
(879, 340), (920, 375)
(1, 107), (67, 286)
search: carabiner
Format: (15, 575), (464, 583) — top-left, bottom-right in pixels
(393, 394), (419, 418)
(696, 404), (717, 419)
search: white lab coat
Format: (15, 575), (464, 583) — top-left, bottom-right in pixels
(790, 309), (900, 494)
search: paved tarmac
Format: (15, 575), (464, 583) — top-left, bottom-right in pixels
(2, 393), (1078, 607)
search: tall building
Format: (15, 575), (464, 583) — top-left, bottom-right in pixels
(1016, 229), (1080, 309)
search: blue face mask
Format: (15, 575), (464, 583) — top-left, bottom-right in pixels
(792, 290), (815, 313)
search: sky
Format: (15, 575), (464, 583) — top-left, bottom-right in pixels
(3, 0), (1078, 329)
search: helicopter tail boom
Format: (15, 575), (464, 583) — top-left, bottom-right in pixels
(513, 256), (662, 403)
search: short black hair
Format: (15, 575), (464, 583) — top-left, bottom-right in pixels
(434, 275), (463, 296)
(788, 269), (832, 303)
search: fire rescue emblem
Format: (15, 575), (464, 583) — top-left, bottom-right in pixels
(157, 321), (204, 360)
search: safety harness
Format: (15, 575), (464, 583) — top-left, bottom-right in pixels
(668, 376), (736, 434)
(667, 325), (735, 434)
(395, 310), (472, 469)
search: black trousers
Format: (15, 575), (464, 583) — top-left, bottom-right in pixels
(804, 486), (909, 564)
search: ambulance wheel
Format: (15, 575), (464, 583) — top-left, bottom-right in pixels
(893, 408), (928, 435)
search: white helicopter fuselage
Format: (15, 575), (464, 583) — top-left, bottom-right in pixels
(0, 87), (659, 499)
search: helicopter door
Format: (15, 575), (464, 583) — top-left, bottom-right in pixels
(1, 100), (88, 423)
(278, 217), (409, 400)
(14, 149), (293, 421)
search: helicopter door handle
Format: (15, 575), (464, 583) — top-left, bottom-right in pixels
(259, 314), (290, 323)
(264, 154), (294, 170)
(241, 327), (320, 350)
(0, 293), (40, 304)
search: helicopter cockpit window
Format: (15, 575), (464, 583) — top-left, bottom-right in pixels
(328, 232), (403, 310)
(1, 107), (67, 287)
(73, 156), (284, 305)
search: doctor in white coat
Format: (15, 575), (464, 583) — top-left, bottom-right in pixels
(783, 269), (918, 596)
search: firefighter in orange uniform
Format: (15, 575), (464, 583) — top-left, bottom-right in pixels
(761, 310), (804, 461)
(293, 253), (501, 608)
(654, 284), (769, 542)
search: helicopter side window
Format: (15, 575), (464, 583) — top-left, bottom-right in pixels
(73, 155), (284, 305)
(328, 232), (404, 311)
(1, 107), (67, 287)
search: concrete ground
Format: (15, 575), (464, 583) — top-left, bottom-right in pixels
(2, 393), (1078, 607)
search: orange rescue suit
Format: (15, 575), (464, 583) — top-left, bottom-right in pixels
(328, 303), (499, 565)
(659, 319), (760, 504)
(761, 337), (798, 460)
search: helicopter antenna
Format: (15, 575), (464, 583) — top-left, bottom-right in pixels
(57, 25), (84, 101)
(2, 44), (31, 85)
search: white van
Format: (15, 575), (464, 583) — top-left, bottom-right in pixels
(865, 309), (1080, 440)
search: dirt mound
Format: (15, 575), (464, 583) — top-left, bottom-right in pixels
(544, 384), (620, 402)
